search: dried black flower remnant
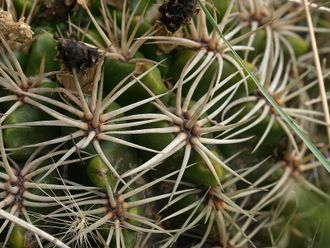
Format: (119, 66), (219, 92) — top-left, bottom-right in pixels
(40, 0), (77, 23)
(159, 0), (197, 33)
(56, 37), (99, 71)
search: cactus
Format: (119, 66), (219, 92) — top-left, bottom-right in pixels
(0, 0), (330, 247)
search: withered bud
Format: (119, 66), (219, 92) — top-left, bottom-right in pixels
(159, 0), (197, 33)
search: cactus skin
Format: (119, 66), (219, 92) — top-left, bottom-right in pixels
(0, 1), (329, 248)
(3, 104), (60, 161)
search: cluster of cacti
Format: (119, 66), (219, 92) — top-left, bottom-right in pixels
(0, 0), (330, 247)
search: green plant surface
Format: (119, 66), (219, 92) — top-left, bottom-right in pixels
(0, 1), (330, 247)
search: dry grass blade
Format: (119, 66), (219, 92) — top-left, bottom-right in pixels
(301, 0), (330, 143)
